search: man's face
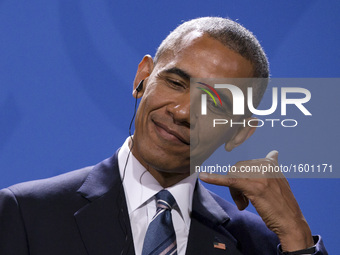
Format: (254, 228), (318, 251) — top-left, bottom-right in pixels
(132, 32), (254, 175)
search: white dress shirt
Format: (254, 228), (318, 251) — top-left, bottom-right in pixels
(118, 137), (197, 255)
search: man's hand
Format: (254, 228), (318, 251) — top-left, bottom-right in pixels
(199, 151), (314, 252)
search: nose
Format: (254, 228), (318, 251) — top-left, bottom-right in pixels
(166, 93), (190, 127)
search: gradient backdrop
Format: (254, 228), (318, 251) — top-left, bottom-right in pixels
(1, 1), (339, 253)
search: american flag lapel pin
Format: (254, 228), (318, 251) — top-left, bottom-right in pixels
(213, 240), (226, 250)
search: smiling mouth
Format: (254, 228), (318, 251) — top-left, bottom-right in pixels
(153, 120), (190, 145)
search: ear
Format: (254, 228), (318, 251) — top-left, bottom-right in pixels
(224, 117), (257, 152)
(132, 55), (154, 98)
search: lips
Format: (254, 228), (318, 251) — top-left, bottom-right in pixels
(152, 120), (190, 145)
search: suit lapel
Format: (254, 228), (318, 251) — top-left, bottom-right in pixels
(186, 182), (242, 255)
(74, 151), (135, 255)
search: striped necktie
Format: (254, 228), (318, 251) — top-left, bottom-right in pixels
(142, 189), (177, 255)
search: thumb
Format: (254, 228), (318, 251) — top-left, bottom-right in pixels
(266, 150), (279, 163)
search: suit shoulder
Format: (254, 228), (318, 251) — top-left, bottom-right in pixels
(4, 166), (93, 200)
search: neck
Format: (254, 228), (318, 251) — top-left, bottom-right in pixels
(147, 167), (190, 188)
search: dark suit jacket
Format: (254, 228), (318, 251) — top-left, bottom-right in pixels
(0, 150), (327, 254)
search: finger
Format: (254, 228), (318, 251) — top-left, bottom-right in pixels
(266, 150), (279, 163)
(199, 173), (249, 210)
(230, 187), (249, 210)
(199, 172), (238, 187)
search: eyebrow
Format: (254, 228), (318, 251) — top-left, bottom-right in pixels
(163, 67), (191, 81)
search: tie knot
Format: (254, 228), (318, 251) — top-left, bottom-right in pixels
(156, 190), (176, 210)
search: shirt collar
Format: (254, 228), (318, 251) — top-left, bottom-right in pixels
(118, 137), (197, 228)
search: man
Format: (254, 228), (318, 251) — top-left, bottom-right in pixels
(0, 17), (327, 255)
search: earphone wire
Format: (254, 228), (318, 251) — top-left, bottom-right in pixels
(118, 89), (140, 255)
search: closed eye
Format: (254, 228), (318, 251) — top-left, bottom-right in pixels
(166, 78), (186, 90)
(207, 97), (232, 116)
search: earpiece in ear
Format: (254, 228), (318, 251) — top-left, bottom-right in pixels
(136, 80), (144, 92)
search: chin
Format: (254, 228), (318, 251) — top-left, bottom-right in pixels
(149, 159), (190, 175)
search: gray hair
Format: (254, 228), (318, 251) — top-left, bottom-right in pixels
(154, 17), (269, 108)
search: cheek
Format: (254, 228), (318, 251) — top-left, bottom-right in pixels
(191, 117), (237, 158)
(134, 88), (158, 126)
(205, 126), (234, 150)
(139, 84), (167, 110)
(134, 99), (147, 134)
(197, 115), (236, 140)
(134, 88), (168, 141)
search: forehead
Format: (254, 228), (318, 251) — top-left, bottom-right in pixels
(155, 32), (254, 79)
